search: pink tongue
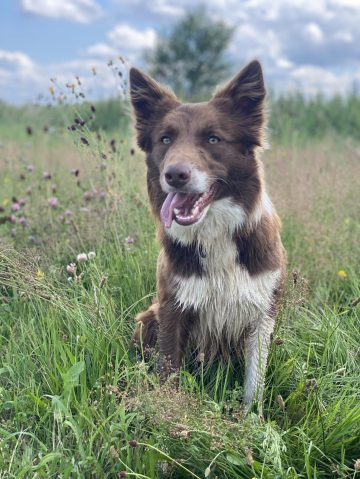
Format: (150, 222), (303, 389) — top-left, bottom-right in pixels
(160, 192), (190, 228)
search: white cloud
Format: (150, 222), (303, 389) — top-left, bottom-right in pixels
(86, 43), (119, 58)
(20, 0), (103, 24)
(333, 30), (353, 42)
(290, 65), (353, 95)
(304, 22), (324, 43)
(107, 24), (157, 51)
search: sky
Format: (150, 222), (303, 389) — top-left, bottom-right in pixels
(1, 0), (360, 104)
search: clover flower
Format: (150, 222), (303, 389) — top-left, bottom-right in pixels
(88, 251), (96, 259)
(64, 209), (73, 216)
(77, 253), (87, 262)
(12, 203), (20, 212)
(338, 270), (347, 278)
(125, 237), (134, 244)
(18, 217), (26, 224)
(67, 263), (77, 274)
(27, 165), (34, 171)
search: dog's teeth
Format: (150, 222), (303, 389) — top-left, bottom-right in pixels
(174, 208), (180, 214)
(193, 207), (199, 216)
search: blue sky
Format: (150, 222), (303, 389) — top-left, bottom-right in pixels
(1, 0), (359, 104)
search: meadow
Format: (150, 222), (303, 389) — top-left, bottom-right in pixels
(0, 83), (360, 478)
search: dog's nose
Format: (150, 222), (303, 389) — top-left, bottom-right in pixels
(165, 164), (191, 188)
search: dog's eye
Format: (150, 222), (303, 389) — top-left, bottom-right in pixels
(209, 136), (220, 144)
(161, 136), (171, 145)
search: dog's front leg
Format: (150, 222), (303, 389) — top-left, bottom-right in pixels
(243, 315), (275, 414)
(157, 299), (195, 381)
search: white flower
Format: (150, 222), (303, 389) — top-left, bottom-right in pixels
(66, 263), (77, 274)
(88, 251), (96, 259)
(77, 253), (88, 262)
(67, 277), (72, 281)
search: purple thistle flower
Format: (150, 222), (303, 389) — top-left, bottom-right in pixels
(18, 216), (26, 224)
(129, 440), (137, 448)
(101, 162), (106, 169)
(84, 192), (92, 200)
(43, 171), (51, 179)
(26, 187), (32, 195)
(64, 209), (73, 216)
(11, 228), (16, 235)
(12, 203), (20, 212)
(118, 472), (127, 478)
(47, 197), (58, 209)
(11, 215), (17, 223)
(80, 207), (90, 212)
(93, 189), (99, 197)
(51, 184), (57, 192)
(27, 165), (34, 171)
(18, 199), (25, 206)
(70, 169), (79, 176)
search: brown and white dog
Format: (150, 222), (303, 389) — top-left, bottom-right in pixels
(130, 60), (286, 410)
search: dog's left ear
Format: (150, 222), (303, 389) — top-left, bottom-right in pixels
(130, 68), (180, 151)
(211, 60), (266, 148)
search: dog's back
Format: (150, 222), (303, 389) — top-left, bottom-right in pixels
(130, 60), (286, 411)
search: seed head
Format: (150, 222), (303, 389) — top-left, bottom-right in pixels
(355, 459), (360, 471)
(74, 118), (80, 124)
(91, 105), (96, 112)
(81, 137), (89, 145)
(278, 394), (285, 409)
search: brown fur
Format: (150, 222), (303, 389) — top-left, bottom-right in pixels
(129, 61), (286, 396)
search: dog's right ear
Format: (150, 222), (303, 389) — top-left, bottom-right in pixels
(130, 68), (180, 151)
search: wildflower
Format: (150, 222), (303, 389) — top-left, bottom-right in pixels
(91, 105), (96, 112)
(70, 168), (79, 176)
(67, 277), (72, 281)
(101, 208), (106, 216)
(67, 263), (77, 274)
(101, 162), (106, 169)
(80, 121), (85, 126)
(131, 148), (135, 155)
(12, 203), (20, 212)
(64, 209), (73, 216)
(84, 192), (92, 200)
(77, 253), (87, 262)
(51, 184), (57, 192)
(126, 237), (134, 244)
(80, 207), (90, 212)
(118, 472), (127, 478)
(64, 220), (70, 225)
(27, 126), (32, 135)
(110, 139), (116, 152)
(129, 440), (137, 448)
(11, 228), (16, 235)
(49, 87), (54, 95)
(355, 459), (360, 471)
(47, 197), (58, 209)
(71, 125), (76, 131)
(5, 177), (10, 183)
(74, 118), (80, 124)
(338, 270), (347, 278)
(58, 215), (64, 222)
(43, 171), (51, 179)
(26, 186), (32, 195)
(2, 199), (9, 206)
(81, 137), (89, 145)
(108, 189), (113, 194)
(19, 199), (25, 206)
(19, 217), (26, 224)
(345, 217), (350, 224)
(27, 165), (34, 171)
(93, 189), (99, 197)
(37, 270), (45, 280)
(100, 191), (106, 198)
(11, 215), (17, 223)
(88, 251), (96, 259)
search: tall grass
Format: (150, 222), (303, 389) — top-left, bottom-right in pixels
(0, 93), (360, 477)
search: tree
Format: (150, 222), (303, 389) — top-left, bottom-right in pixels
(146, 8), (235, 100)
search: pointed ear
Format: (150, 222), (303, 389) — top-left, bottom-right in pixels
(211, 60), (266, 148)
(129, 68), (180, 151)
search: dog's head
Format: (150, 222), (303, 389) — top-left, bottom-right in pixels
(130, 61), (266, 229)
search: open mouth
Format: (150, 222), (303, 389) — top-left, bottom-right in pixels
(160, 183), (218, 228)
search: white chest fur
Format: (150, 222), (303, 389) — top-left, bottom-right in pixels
(167, 196), (280, 347)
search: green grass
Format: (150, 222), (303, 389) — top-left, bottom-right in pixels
(1, 98), (360, 478)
